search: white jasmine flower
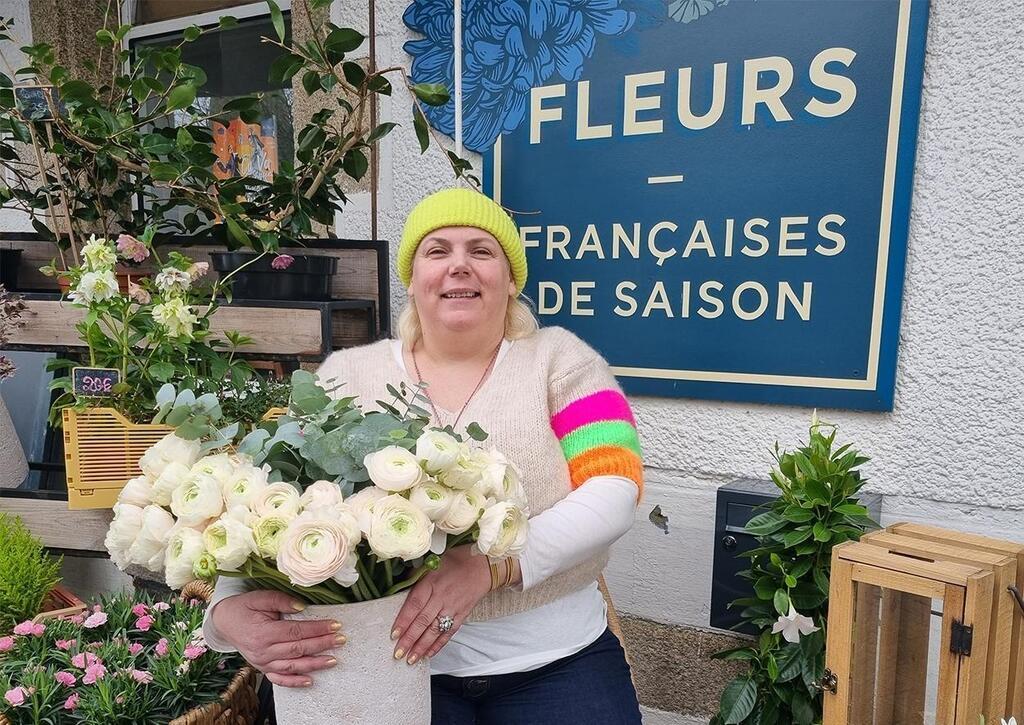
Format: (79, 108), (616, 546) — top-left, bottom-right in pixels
(202, 516), (256, 572)
(277, 511), (360, 587)
(367, 494), (433, 561)
(164, 526), (206, 589)
(126, 504), (176, 572)
(140, 433), (202, 480)
(69, 270), (119, 304)
(81, 235), (117, 271)
(436, 487), (487, 535)
(155, 267), (192, 293)
(772, 603), (820, 644)
(415, 430), (461, 475)
(364, 446), (426, 492)
(475, 502), (529, 558)
(170, 472), (225, 526)
(152, 298), (198, 339)
(251, 481), (302, 519)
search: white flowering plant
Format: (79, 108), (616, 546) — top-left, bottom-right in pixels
(103, 371), (529, 605)
(0, 591), (242, 725)
(44, 230), (286, 425)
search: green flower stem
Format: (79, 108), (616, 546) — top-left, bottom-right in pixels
(384, 562), (432, 597)
(356, 557), (381, 599)
(384, 559), (393, 589)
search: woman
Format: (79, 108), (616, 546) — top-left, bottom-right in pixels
(203, 187), (644, 723)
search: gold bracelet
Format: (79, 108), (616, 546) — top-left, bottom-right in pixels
(488, 560), (502, 591)
(503, 557), (515, 588)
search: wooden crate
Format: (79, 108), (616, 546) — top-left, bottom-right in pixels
(62, 407), (172, 510)
(824, 540), (995, 725)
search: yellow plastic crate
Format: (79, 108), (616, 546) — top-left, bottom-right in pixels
(62, 406), (290, 510)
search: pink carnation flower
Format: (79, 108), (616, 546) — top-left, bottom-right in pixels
(116, 234), (149, 263)
(155, 638), (169, 657)
(54, 671), (76, 687)
(13, 621), (45, 637)
(130, 669), (153, 684)
(128, 642), (144, 656)
(63, 693), (80, 711)
(92, 604), (103, 613)
(55, 639), (75, 651)
(135, 615), (155, 632)
(4, 686), (27, 707)
(83, 611), (107, 628)
(131, 603), (149, 617)
(71, 652), (101, 669)
(82, 662), (107, 685)
(271, 254), (295, 270)
(0, 636), (14, 652)
(183, 644), (207, 660)
(152, 602), (171, 612)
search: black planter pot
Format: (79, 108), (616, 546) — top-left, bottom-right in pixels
(209, 252), (337, 301)
(0, 249), (21, 291)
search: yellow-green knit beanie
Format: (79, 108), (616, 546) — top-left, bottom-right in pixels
(398, 188), (527, 294)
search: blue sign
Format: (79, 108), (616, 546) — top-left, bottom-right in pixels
(405, 0), (929, 411)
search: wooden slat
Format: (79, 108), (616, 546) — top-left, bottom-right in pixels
(824, 548), (856, 725)
(957, 570), (995, 723)
(937, 584), (966, 725)
(862, 530), (1015, 719)
(0, 497), (112, 552)
(852, 563), (947, 600)
(837, 542), (983, 587)
(12, 298), (324, 356)
(848, 582), (880, 725)
(892, 593), (931, 724)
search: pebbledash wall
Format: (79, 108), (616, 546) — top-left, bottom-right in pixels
(3, 0), (1021, 722)
(335, 0), (1024, 722)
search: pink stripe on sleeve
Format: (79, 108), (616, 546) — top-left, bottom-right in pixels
(551, 389), (636, 438)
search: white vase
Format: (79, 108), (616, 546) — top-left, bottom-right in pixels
(275, 590), (431, 725)
(0, 396), (27, 488)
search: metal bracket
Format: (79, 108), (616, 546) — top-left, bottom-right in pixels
(814, 669), (838, 694)
(950, 620), (973, 656)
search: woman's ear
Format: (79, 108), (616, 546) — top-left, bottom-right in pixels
(507, 279), (516, 297)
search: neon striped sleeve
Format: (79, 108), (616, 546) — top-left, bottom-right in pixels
(550, 385), (643, 495)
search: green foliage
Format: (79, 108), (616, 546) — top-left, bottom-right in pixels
(710, 415), (878, 725)
(0, 514), (62, 633)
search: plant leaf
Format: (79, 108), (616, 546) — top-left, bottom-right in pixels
(719, 676), (757, 725)
(412, 103), (430, 153)
(267, 0), (286, 43)
(412, 82), (449, 106)
(366, 121), (397, 145)
(166, 83), (196, 111)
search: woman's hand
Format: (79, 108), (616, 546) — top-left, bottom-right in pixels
(210, 590), (345, 688)
(391, 546), (491, 665)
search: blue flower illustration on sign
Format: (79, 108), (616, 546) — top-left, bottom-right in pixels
(404, 0), (637, 152)
(667, 0), (730, 24)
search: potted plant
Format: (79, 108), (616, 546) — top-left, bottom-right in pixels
(103, 371), (529, 723)
(0, 514), (81, 632)
(0, 586), (255, 724)
(710, 413), (879, 725)
(0, 1), (470, 300)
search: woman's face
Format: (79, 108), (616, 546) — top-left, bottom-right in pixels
(410, 226), (516, 337)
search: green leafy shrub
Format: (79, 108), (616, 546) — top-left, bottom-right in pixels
(0, 514), (63, 632)
(710, 415), (879, 725)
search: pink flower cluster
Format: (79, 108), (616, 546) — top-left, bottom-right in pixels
(12, 621), (45, 637)
(64, 692), (80, 711)
(54, 671), (77, 686)
(183, 644), (207, 660)
(155, 638), (169, 657)
(4, 686), (32, 706)
(136, 614), (155, 631)
(116, 234), (150, 263)
(0, 636), (14, 652)
(271, 253), (295, 270)
(83, 611), (108, 628)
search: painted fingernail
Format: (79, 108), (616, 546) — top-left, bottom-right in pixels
(326, 657), (337, 667)
(292, 602), (306, 612)
(335, 634), (347, 646)
(330, 621), (342, 632)
(302, 680), (313, 687)
(393, 648), (405, 660)
(407, 654), (418, 665)
(390, 629), (401, 641)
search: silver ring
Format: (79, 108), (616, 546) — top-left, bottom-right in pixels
(436, 614), (454, 634)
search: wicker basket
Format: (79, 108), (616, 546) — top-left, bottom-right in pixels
(63, 406), (290, 510)
(0, 581), (259, 725)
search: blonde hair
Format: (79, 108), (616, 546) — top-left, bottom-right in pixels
(397, 295), (539, 346)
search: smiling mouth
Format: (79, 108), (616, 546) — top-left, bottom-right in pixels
(440, 291), (480, 299)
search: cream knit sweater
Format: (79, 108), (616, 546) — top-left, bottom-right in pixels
(316, 326), (643, 622)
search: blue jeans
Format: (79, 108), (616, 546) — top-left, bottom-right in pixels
(430, 628), (642, 724)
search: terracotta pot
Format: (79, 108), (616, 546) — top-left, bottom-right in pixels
(274, 591), (431, 724)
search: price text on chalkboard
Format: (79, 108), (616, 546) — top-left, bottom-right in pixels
(72, 367), (121, 397)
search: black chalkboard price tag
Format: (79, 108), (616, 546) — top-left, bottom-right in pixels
(72, 367), (121, 397)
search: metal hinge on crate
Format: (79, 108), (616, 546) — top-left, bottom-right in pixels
(950, 620), (973, 656)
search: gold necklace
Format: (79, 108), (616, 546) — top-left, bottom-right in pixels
(411, 341), (502, 429)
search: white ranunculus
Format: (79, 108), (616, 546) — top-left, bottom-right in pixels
(69, 269), (119, 305)
(81, 235), (117, 271)
(479, 450), (528, 509)
(437, 487), (488, 535)
(105, 503), (145, 569)
(202, 516), (256, 572)
(299, 480), (345, 511)
(367, 494), (434, 561)
(408, 481), (455, 522)
(364, 446), (426, 492)
(345, 486), (388, 533)
(222, 462), (270, 509)
(140, 434), (202, 480)
(164, 526), (206, 589)
(149, 461), (192, 507)
(440, 447), (492, 491)
(251, 514), (292, 558)
(118, 475), (155, 507)
(170, 472), (225, 526)
(277, 512), (359, 587)
(191, 453), (235, 485)
(251, 481), (302, 518)
(476, 502), (529, 558)
(415, 430), (461, 475)
(126, 504), (176, 572)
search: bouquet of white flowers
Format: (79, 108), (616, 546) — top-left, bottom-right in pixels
(103, 371), (529, 604)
